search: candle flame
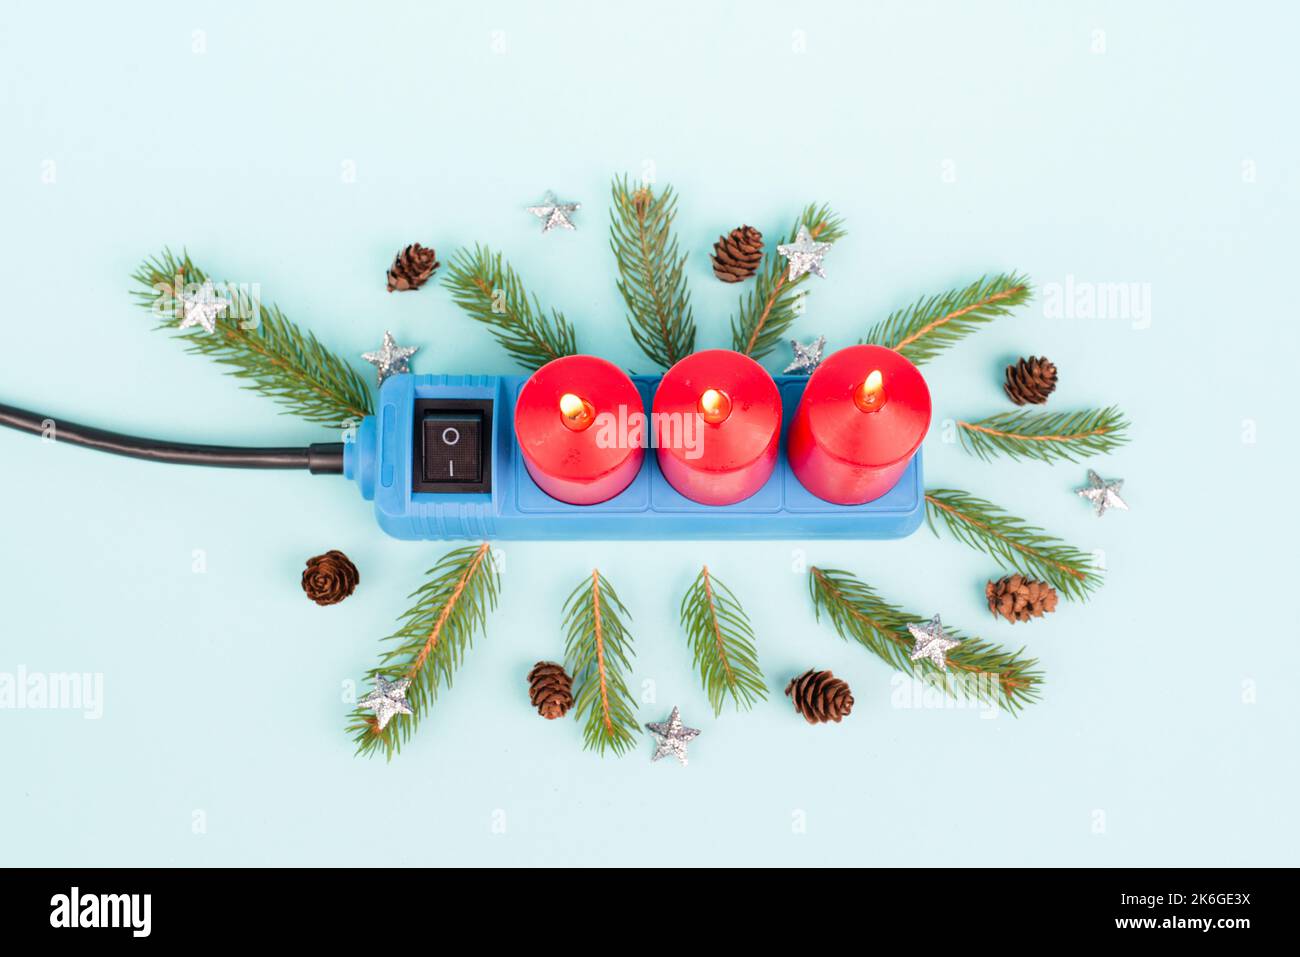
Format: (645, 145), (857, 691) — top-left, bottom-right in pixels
(699, 388), (732, 424)
(559, 392), (595, 431)
(854, 370), (887, 412)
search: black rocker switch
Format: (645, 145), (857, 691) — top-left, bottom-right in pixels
(412, 400), (493, 494)
(423, 412), (481, 483)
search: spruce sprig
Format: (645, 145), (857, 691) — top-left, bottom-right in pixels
(442, 244), (578, 370)
(924, 488), (1101, 601)
(862, 272), (1031, 365)
(679, 566), (767, 715)
(130, 249), (373, 428)
(958, 406), (1131, 463)
(809, 566), (1042, 713)
(348, 543), (500, 760)
(609, 175), (696, 369)
(563, 570), (639, 756)
(730, 203), (846, 360)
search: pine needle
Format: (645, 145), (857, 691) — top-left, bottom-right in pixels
(442, 244), (578, 371)
(862, 272), (1031, 365)
(809, 566), (1043, 713)
(924, 488), (1101, 601)
(958, 406), (1131, 463)
(347, 543), (500, 760)
(679, 566), (767, 715)
(730, 203), (846, 360)
(563, 570), (639, 756)
(609, 175), (696, 368)
(130, 249), (373, 428)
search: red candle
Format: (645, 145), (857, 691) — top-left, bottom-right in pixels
(515, 355), (644, 505)
(652, 349), (781, 505)
(788, 344), (931, 504)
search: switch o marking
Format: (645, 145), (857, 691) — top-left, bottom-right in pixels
(442, 428), (460, 446)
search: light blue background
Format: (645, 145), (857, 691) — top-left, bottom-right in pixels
(1, 1), (1296, 866)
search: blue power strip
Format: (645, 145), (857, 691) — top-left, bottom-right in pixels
(343, 374), (924, 540)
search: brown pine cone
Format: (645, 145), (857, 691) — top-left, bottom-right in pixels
(301, 550), (359, 605)
(710, 225), (764, 283)
(785, 669), (854, 724)
(527, 661), (574, 720)
(386, 243), (439, 292)
(1003, 356), (1058, 405)
(986, 574), (1059, 623)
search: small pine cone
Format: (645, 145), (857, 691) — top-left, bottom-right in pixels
(527, 661), (574, 720)
(986, 574), (1059, 623)
(301, 550), (359, 605)
(386, 243), (439, 292)
(710, 225), (764, 283)
(1003, 356), (1058, 405)
(785, 669), (854, 724)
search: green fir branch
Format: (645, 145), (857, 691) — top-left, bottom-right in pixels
(130, 249), (373, 428)
(348, 543), (500, 760)
(442, 244), (578, 371)
(924, 488), (1101, 601)
(809, 567), (1042, 713)
(609, 175), (696, 369)
(730, 203), (846, 360)
(958, 406), (1131, 463)
(679, 566), (767, 715)
(563, 570), (639, 756)
(862, 272), (1031, 366)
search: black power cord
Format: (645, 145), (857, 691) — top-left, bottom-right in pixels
(0, 402), (345, 474)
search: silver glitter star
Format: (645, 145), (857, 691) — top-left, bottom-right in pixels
(1076, 469), (1128, 517)
(646, 706), (700, 767)
(776, 225), (832, 281)
(526, 190), (580, 233)
(907, 615), (962, 671)
(361, 331), (418, 386)
(356, 675), (414, 731)
(177, 279), (230, 334)
(783, 335), (826, 374)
